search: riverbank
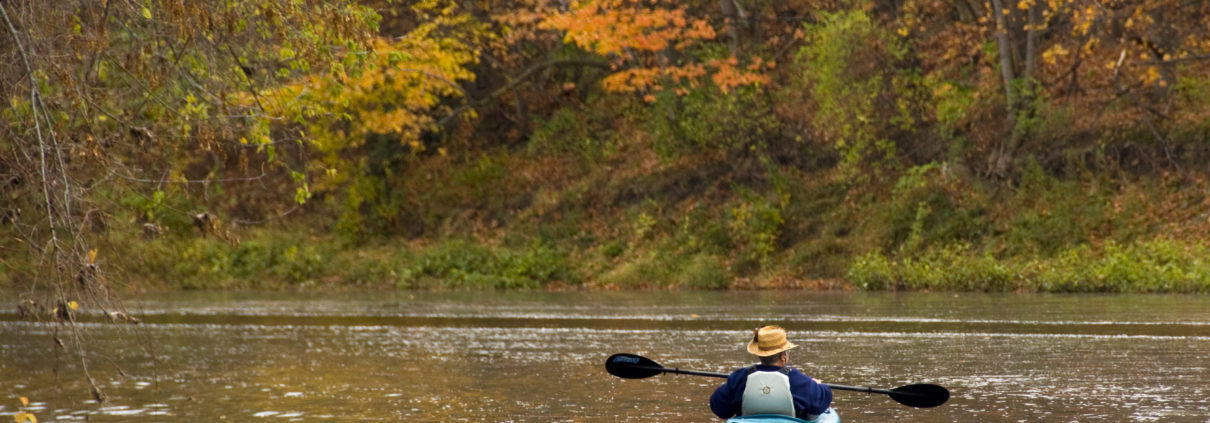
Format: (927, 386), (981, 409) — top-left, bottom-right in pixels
(7, 122), (1210, 294)
(90, 233), (1210, 293)
(8, 234), (1210, 294)
(8, 163), (1205, 294)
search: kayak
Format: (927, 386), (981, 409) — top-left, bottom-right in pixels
(725, 408), (840, 423)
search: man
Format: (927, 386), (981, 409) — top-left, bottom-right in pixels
(709, 325), (832, 420)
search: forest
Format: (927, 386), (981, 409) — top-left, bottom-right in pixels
(4, 0), (1210, 300)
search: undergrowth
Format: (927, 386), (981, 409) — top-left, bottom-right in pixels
(847, 239), (1210, 293)
(11, 101), (1210, 293)
(32, 156), (1210, 293)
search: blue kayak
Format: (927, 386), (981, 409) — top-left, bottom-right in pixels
(725, 408), (840, 423)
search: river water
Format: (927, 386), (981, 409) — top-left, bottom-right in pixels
(2, 291), (1210, 422)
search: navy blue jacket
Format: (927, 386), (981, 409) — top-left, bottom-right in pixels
(709, 365), (832, 419)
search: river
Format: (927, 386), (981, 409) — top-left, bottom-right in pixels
(2, 291), (1209, 422)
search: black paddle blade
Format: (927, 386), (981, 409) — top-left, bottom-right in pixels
(605, 353), (665, 379)
(888, 384), (950, 408)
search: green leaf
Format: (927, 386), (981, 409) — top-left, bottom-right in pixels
(294, 184), (311, 205)
(141, 7), (152, 19)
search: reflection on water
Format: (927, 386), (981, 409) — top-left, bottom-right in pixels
(2, 291), (1210, 421)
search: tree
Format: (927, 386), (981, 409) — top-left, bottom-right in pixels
(985, 0), (1045, 177)
(0, 0), (379, 401)
(796, 9), (919, 181)
(541, 0), (772, 98)
(899, 0), (1210, 176)
(254, 0), (485, 237)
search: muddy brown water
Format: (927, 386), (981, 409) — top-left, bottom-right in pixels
(2, 291), (1209, 422)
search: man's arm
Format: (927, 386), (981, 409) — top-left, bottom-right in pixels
(789, 370), (833, 417)
(709, 371), (745, 418)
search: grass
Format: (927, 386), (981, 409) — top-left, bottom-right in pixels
(398, 239), (577, 289)
(98, 230), (579, 290)
(10, 131), (1210, 293)
(847, 239), (1210, 293)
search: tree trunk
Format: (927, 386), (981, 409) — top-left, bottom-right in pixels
(988, 0), (1017, 178)
(719, 0), (743, 54)
(987, 0), (1043, 179)
(990, 0), (1015, 109)
(1023, 2), (1040, 82)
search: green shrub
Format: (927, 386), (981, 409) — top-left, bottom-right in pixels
(326, 247), (409, 286)
(597, 247), (731, 290)
(999, 161), (1112, 256)
(399, 240), (575, 289)
(899, 244), (1012, 291)
(1024, 239), (1210, 293)
(632, 210), (658, 242)
(929, 76), (978, 145)
(117, 189), (198, 233)
(601, 241), (625, 259)
(877, 163), (986, 254)
(796, 9), (915, 180)
(646, 82), (778, 160)
(847, 244), (1010, 292)
(162, 233), (332, 288)
(528, 107), (614, 163)
(598, 253), (674, 289)
(846, 251), (896, 290)
(785, 236), (853, 279)
(728, 192), (785, 272)
(849, 239), (1210, 293)
(335, 173), (390, 242)
(678, 253), (730, 289)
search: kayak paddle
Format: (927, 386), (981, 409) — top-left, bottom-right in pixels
(606, 353), (949, 408)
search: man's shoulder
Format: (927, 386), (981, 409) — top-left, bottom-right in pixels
(728, 366), (755, 378)
(783, 367), (816, 383)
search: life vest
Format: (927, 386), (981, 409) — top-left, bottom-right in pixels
(740, 366), (795, 417)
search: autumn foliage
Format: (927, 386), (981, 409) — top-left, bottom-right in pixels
(3, 0), (1210, 297)
(542, 0), (771, 96)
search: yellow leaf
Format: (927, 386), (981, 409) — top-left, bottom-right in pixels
(141, 7), (152, 19)
(239, 137), (248, 144)
(20, 397), (29, 407)
(15, 411), (38, 423)
(88, 248), (97, 264)
(897, 27), (909, 37)
(1042, 44), (1069, 66)
(1143, 66), (1161, 84)
(68, 301), (79, 311)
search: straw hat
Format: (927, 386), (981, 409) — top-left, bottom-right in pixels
(747, 325), (798, 356)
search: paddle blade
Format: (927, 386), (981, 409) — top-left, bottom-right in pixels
(888, 384), (950, 408)
(606, 353), (665, 379)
